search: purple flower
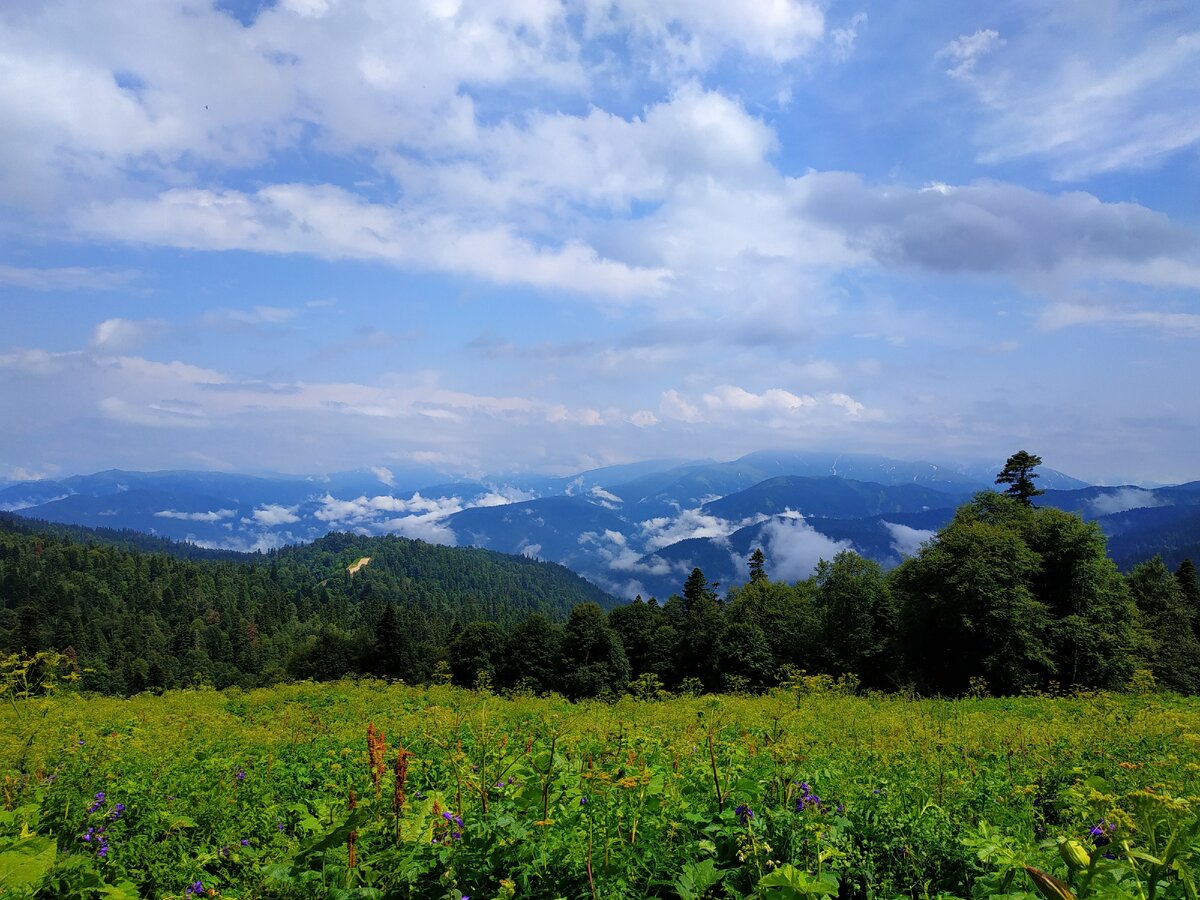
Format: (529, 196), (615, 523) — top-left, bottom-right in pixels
(96, 843), (108, 859)
(109, 803), (125, 820)
(1090, 820), (1116, 847)
(235, 768), (246, 782)
(186, 880), (203, 895)
(580, 796), (588, 806)
(240, 838), (249, 846)
(735, 804), (755, 825)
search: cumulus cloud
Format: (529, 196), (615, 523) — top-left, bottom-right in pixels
(761, 513), (852, 582)
(583, 0), (824, 71)
(249, 503), (301, 526)
(371, 466), (395, 488)
(1090, 488), (1166, 516)
(881, 521), (935, 559)
(660, 389), (703, 422)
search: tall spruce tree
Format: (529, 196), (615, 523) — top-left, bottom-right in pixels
(995, 450), (1046, 506)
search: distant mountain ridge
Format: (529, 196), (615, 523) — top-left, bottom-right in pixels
(4, 451), (1196, 601)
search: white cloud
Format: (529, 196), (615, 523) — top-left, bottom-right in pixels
(881, 521), (934, 559)
(703, 385), (815, 413)
(590, 486), (623, 506)
(945, 14), (1200, 179)
(639, 506), (759, 551)
(761, 514), (852, 581)
(0, 265), (138, 291)
(829, 12), (866, 62)
(76, 184), (670, 300)
(1090, 488), (1165, 516)
(938, 29), (1002, 79)
(1040, 303), (1200, 335)
(91, 318), (168, 352)
(660, 389), (702, 422)
(98, 396), (209, 429)
(370, 466), (395, 487)
(201, 306), (297, 329)
(155, 508), (237, 522)
(249, 503), (301, 526)
(583, 0), (824, 70)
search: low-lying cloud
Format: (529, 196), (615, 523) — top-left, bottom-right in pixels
(1090, 488), (1166, 516)
(761, 513), (852, 582)
(881, 521), (936, 559)
(155, 508), (237, 523)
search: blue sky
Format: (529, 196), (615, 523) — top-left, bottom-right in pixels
(2, 0), (1198, 485)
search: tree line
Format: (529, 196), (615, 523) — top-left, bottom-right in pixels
(3, 453), (1199, 699)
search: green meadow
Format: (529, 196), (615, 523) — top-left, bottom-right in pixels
(3, 679), (1200, 899)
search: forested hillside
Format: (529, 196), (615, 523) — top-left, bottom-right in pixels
(5, 481), (1200, 699)
(0, 523), (610, 694)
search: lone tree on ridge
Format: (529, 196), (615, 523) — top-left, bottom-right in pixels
(995, 450), (1045, 506)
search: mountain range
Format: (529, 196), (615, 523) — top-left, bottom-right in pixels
(4, 451), (1198, 599)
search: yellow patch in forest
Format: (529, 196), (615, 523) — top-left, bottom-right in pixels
(347, 556), (372, 575)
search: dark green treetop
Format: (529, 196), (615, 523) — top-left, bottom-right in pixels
(995, 450), (1046, 506)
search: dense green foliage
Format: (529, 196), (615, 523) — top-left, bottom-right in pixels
(3, 680), (1200, 899)
(3, 485), (1200, 700)
(0, 527), (610, 695)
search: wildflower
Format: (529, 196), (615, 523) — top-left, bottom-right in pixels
(186, 880), (204, 895)
(735, 804), (755, 825)
(240, 838), (249, 846)
(276, 821), (286, 832)
(87, 792), (106, 814)
(580, 796), (588, 806)
(235, 768), (246, 782)
(110, 803), (125, 820)
(1090, 820), (1116, 847)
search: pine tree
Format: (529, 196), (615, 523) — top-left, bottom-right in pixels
(748, 548), (767, 584)
(995, 450), (1046, 506)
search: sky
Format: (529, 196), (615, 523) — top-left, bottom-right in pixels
(2, 0), (1199, 486)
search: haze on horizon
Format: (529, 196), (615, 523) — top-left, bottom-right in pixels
(2, 1), (1199, 487)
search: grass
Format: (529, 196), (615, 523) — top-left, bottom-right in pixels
(2, 680), (1200, 898)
